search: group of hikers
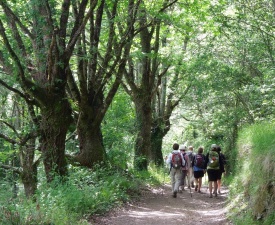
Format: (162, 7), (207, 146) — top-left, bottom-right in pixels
(165, 143), (226, 198)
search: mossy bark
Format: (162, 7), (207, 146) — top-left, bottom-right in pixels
(40, 96), (72, 182)
(74, 110), (106, 167)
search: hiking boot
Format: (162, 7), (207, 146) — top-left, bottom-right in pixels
(209, 194), (213, 198)
(218, 190), (221, 194)
(191, 183), (195, 188)
(173, 191), (177, 198)
(195, 185), (198, 192)
(214, 192), (218, 197)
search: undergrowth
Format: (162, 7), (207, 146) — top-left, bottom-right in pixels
(228, 122), (275, 225)
(0, 164), (163, 225)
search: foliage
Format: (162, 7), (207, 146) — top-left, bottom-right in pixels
(0, 0), (274, 222)
(0, 164), (164, 224)
(228, 122), (275, 224)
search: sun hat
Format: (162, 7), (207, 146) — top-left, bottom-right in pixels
(179, 145), (186, 150)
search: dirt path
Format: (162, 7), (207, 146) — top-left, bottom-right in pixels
(90, 183), (232, 225)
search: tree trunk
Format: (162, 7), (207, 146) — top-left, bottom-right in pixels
(150, 127), (164, 167)
(134, 97), (152, 171)
(74, 111), (106, 167)
(20, 140), (39, 198)
(40, 97), (72, 182)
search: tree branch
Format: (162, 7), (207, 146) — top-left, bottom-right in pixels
(0, 163), (22, 174)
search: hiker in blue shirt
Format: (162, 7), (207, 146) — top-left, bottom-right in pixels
(166, 143), (185, 198)
(192, 147), (206, 193)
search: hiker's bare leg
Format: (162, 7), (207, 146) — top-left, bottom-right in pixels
(214, 181), (218, 196)
(195, 178), (199, 191)
(209, 181), (212, 193)
(217, 179), (221, 193)
(209, 181), (213, 197)
(198, 177), (202, 192)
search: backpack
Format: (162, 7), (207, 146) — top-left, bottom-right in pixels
(194, 154), (205, 169)
(220, 153), (226, 165)
(182, 152), (188, 168)
(171, 152), (183, 169)
(187, 152), (194, 163)
(208, 151), (219, 169)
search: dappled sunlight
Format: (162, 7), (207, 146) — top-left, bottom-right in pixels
(103, 184), (230, 225)
(125, 209), (186, 219)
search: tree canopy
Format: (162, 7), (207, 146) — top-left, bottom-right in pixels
(0, 0), (274, 199)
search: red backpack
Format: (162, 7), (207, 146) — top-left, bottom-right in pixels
(194, 154), (205, 169)
(171, 152), (183, 169)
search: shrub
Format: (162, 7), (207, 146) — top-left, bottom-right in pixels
(228, 122), (275, 224)
(0, 164), (158, 225)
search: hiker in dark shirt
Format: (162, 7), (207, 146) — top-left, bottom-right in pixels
(204, 144), (224, 198)
(216, 145), (226, 194)
(192, 147), (206, 193)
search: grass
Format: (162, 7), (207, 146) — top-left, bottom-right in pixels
(228, 122), (275, 225)
(0, 164), (163, 225)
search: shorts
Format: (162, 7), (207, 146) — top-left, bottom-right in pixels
(194, 171), (204, 179)
(207, 169), (219, 181)
(217, 170), (223, 180)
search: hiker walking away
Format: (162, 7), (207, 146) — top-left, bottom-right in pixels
(166, 143), (185, 198)
(192, 147), (206, 193)
(187, 145), (195, 188)
(204, 144), (224, 198)
(179, 145), (189, 192)
(216, 145), (226, 194)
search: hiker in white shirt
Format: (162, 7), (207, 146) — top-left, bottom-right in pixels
(166, 143), (185, 198)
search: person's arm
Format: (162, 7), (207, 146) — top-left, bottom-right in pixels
(191, 155), (195, 167)
(219, 153), (225, 172)
(166, 154), (172, 165)
(204, 153), (209, 169)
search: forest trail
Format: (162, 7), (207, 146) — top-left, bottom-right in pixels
(90, 183), (232, 225)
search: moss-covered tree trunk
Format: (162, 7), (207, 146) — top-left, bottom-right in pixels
(74, 110), (106, 167)
(20, 141), (39, 198)
(40, 97), (72, 181)
(150, 127), (165, 167)
(134, 96), (152, 170)
(66, 0), (136, 168)
(0, 1), (90, 182)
